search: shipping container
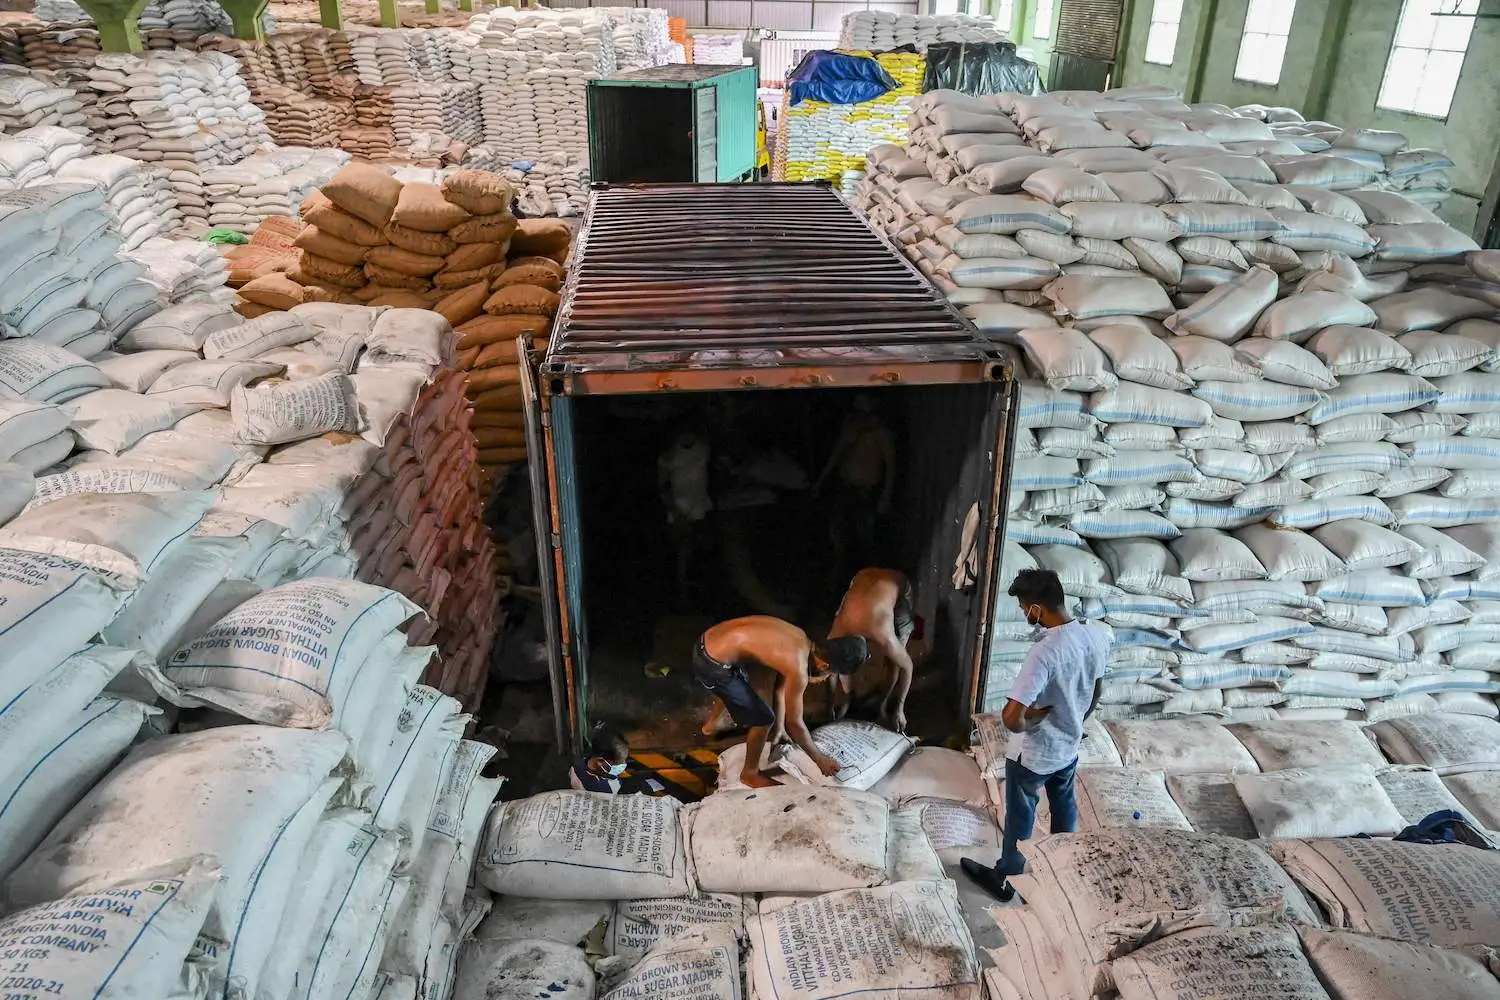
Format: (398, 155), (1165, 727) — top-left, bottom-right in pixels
(519, 183), (1017, 755)
(587, 65), (759, 184)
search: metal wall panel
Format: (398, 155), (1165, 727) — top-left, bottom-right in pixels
(754, 1), (814, 30)
(812, 1), (865, 31)
(657, 0), (706, 23)
(866, 1), (919, 11)
(759, 31), (837, 84)
(1054, 0), (1123, 61)
(706, 1), (753, 26)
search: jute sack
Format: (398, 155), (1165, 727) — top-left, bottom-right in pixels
(513, 218), (572, 255)
(451, 213), (518, 245)
(606, 895), (746, 962)
(441, 171), (515, 216)
(468, 367), (521, 393)
(298, 251), (366, 289)
(363, 264), (428, 291)
(485, 285), (559, 318)
(386, 222), (457, 257)
(1227, 719), (1386, 771)
(479, 447), (527, 465)
(445, 243), (506, 273)
(1268, 838), (1500, 949)
(473, 340), (532, 367)
(1165, 773), (1258, 839)
(235, 302), (278, 319)
(456, 346), (480, 369)
(436, 264), (507, 290)
(295, 226), (370, 267)
(1366, 714), (1500, 774)
(301, 191), (389, 246)
(509, 256), (566, 281)
(684, 786), (890, 893)
(474, 410), (526, 430)
(1298, 926), (1500, 1000)
(435, 284), (489, 327)
(366, 245), (445, 278)
(746, 881), (980, 1000)
(598, 930), (742, 1000)
(1112, 926), (1328, 1000)
(239, 273), (307, 310)
(322, 162), (404, 227)
(472, 384), (523, 410)
(391, 183), (471, 233)
(476, 791), (694, 899)
(368, 291), (431, 309)
(494, 264), (563, 293)
(1011, 830), (1317, 995)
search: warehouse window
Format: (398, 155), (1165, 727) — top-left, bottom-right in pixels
(1145, 0), (1184, 65)
(1034, 0), (1054, 38)
(995, 0), (1015, 32)
(1378, 0), (1478, 119)
(1233, 0), (1297, 85)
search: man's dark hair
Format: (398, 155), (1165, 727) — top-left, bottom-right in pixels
(587, 723), (629, 762)
(817, 635), (870, 675)
(1008, 568), (1065, 610)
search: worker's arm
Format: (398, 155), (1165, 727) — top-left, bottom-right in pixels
(1084, 678), (1103, 722)
(882, 642), (913, 734)
(1000, 698), (1050, 735)
(780, 670), (841, 776)
(1002, 645), (1052, 735)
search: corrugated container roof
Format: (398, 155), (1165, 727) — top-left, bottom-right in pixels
(545, 183), (999, 388)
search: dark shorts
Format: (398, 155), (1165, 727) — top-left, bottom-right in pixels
(694, 636), (776, 729)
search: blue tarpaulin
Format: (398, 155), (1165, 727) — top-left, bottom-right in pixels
(788, 50), (898, 106)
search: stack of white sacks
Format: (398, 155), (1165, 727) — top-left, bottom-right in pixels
(463, 729), (986, 1000)
(32, 0), (275, 36)
(71, 50), (273, 234)
(690, 33), (744, 66)
(853, 86), (1499, 727)
(837, 11), (1004, 51)
(0, 67), (91, 138)
(199, 145), (352, 234)
(0, 174), (503, 999)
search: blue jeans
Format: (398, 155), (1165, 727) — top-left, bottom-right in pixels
(998, 756), (1079, 876)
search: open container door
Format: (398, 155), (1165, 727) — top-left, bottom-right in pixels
(518, 335), (583, 754)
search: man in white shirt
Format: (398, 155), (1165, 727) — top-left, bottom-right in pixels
(962, 568), (1109, 901)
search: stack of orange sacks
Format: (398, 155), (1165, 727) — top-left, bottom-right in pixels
(444, 217), (572, 500)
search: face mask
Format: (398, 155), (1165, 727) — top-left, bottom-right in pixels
(1024, 604), (1042, 627)
(606, 762), (628, 777)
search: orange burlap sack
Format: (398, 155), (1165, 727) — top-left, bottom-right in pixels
(234, 299), (278, 319)
(440, 170), (515, 216)
(473, 409), (526, 430)
(466, 365), (522, 393)
(294, 226), (370, 266)
(445, 242), (506, 273)
(238, 272), (307, 310)
(225, 245), (289, 287)
(484, 284), (559, 318)
(457, 314), (551, 349)
(473, 340), (534, 368)
(366, 244), (446, 277)
(435, 283), (489, 327)
(475, 425), (526, 449)
(512, 218), (572, 255)
(301, 192), (389, 247)
(435, 263), (506, 290)
(363, 263), (429, 291)
(321, 162), (404, 227)
(387, 222), (458, 257)
(391, 182), (472, 233)
(449, 213), (518, 245)
(298, 251), (367, 289)
(471, 384), (523, 410)
(456, 346), (480, 369)
(369, 291), (433, 309)
(479, 446), (528, 465)
(491, 264), (562, 293)
(251, 215), (306, 251)
(506, 256), (566, 280)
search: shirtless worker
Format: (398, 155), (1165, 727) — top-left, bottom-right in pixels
(694, 616), (869, 788)
(828, 568), (917, 734)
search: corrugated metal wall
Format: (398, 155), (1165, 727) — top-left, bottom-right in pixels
(541, 0), (917, 32)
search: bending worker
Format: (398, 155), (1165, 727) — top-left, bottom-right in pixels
(962, 568), (1107, 901)
(827, 568), (917, 734)
(694, 615), (869, 789)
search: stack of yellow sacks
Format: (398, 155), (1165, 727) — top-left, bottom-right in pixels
(776, 50), (925, 183)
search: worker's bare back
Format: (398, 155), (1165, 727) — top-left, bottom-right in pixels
(830, 568), (906, 638)
(703, 616), (812, 678)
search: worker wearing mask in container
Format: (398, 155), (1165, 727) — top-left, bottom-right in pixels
(962, 568), (1108, 901)
(695, 616), (869, 789)
(570, 724), (637, 794)
(827, 568), (919, 734)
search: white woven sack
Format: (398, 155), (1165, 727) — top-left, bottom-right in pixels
(230, 371), (361, 446)
(1301, 926), (1500, 1000)
(1074, 768), (1193, 832)
(1232, 339), (1335, 388)
(1163, 265), (1277, 342)
(746, 882), (979, 1000)
(1164, 773), (1257, 839)
(1232, 523), (1343, 581)
(478, 791), (692, 899)
(685, 785), (888, 894)
(1366, 714), (1500, 774)
(1089, 383), (1212, 426)
(1014, 327), (1116, 391)
(121, 300), (240, 351)
(1235, 766), (1406, 838)
(776, 721), (915, 790)
(1112, 926), (1325, 1000)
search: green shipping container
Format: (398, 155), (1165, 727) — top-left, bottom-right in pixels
(587, 65), (758, 185)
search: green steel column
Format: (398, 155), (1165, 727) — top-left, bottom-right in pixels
(73, 0), (149, 52)
(318, 0), (343, 30)
(378, 0), (399, 27)
(219, 0), (270, 40)
(1113, 0), (1136, 87)
(425, 0), (441, 13)
(1185, 0), (1220, 103)
(457, 0), (473, 11)
(1305, 0), (1355, 120)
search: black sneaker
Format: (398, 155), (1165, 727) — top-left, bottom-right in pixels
(959, 857), (1016, 903)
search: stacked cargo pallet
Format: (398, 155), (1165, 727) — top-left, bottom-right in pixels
(775, 49), (924, 185)
(837, 10), (1003, 51)
(853, 85), (1498, 726)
